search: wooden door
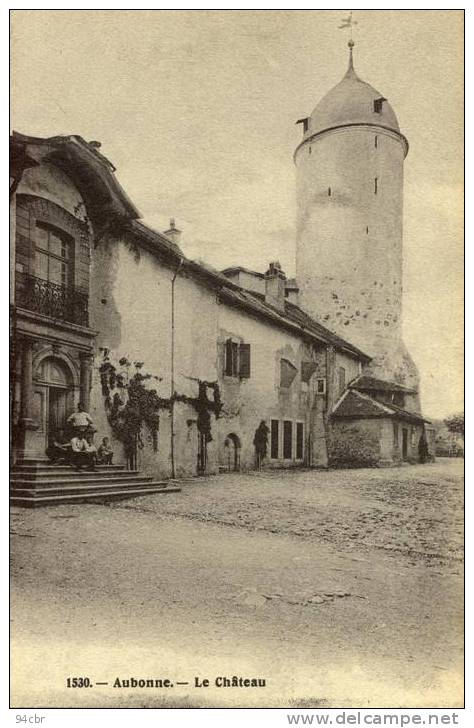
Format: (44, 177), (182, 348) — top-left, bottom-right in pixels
(48, 387), (68, 445)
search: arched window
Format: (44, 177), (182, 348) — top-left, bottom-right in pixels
(35, 222), (73, 287)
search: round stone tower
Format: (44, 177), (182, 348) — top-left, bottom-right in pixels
(295, 43), (419, 398)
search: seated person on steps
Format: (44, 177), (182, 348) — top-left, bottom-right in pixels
(97, 437), (114, 465)
(70, 431), (97, 471)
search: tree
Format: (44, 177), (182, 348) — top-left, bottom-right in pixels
(444, 412), (464, 436)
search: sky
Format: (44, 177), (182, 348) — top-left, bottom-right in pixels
(10, 10), (464, 419)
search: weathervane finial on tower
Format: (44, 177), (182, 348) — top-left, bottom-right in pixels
(339, 11), (358, 74)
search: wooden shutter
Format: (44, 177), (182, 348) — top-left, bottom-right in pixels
(239, 343), (251, 378)
(296, 422), (304, 460)
(270, 420), (279, 459)
(280, 358), (298, 388)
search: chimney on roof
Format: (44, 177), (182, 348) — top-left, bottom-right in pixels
(264, 261), (286, 312)
(164, 218), (182, 246)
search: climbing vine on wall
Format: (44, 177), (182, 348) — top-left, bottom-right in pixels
(98, 350), (223, 458)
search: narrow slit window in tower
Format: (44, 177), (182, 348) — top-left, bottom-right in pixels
(309, 146), (312, 155)
(375, 135), (378, 148)
(328, 187), (331, 197)
(374, 177), (378, 195)
(366, 226), (369, 235)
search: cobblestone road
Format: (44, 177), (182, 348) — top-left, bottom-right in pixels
(132, 459), (464, 568)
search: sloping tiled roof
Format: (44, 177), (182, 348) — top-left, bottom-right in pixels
(284, 300), (370, 361)
(220, 288), (370, 361)
(221, 266), (265, 279)
(349, 374), (417, 394)
(10, 132), (371, 363)
(332, 389), (429, 424)
(128, 219), (183, 256)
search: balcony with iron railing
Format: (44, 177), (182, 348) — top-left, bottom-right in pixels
(15, 272), (89, 327)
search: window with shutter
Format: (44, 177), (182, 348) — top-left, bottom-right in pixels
(225, 339), (239, 376)
(239, 343), (251, 378)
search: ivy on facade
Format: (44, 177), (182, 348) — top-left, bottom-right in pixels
(98, 350), (223, 456)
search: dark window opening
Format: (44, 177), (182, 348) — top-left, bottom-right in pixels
(283, 420), (292, 459)
(375, 135), (378, 148)
(366, 226), (369, 235)
(374, 98), (385, 114)
(309, 146), (312, 155)
(296, 117), (310, 134)
(374, 177), (378, 195)
(225, 339), (239, 377)
(328, 187), (331, 197)
(296, 422), (304, 460)
(316, 378), (326, 394)
(271, 420), (279, 459)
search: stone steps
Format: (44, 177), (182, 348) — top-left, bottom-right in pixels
(11, 470), (145, 482)
(10, 460), (181, 507)
(10, 484), (181, 507)
(13, 462), (126, 472)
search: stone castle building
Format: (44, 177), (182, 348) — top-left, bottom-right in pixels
(9, 44), (432, 504)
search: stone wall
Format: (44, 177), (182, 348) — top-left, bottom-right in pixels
(89, 235), (220, 479)
(216, 303), (329, 470)
(329, 417), (426, 466)
(294, 125), (419, 395)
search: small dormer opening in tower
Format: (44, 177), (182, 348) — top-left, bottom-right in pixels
(374, 97), (386, 113)
(296, 117), (310, 134)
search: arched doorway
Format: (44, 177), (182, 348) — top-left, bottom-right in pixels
(32, 356), (75, 452)
(222, 433), (241, 472)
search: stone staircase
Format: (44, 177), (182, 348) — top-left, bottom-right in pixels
(10, 459), (181, 507)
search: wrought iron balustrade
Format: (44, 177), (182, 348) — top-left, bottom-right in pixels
(15, 273), (89, 326)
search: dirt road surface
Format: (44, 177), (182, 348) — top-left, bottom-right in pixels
(10, 459), (463, 708)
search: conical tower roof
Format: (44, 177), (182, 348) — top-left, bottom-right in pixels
(307, 43), (400, 136)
